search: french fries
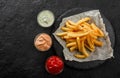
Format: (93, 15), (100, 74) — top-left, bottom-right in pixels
(74, 54), (86, 59)
(56, 17), (104, 59)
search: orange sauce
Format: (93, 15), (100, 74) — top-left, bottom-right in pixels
(34, 33), (52, 51)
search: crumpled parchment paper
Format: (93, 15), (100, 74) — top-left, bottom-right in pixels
(53, 10), (113, 62)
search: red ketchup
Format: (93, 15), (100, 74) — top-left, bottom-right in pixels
(45, 56), (64, 75)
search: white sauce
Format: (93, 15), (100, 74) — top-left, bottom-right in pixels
(37, 10), (55, 27)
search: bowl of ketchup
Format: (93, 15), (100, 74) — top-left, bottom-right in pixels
(45, 56), (64, 75)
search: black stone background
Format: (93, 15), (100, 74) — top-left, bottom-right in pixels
(0, 0), (120, 78)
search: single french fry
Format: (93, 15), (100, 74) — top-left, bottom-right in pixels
(61, 26), (72, 31)
(74, 54), (86, 59)
(91, 23), (104, 37)
(89, 32), (97, 39)
(70, 46), (77, 52)
(76, 37), (81, 52)
(97, 29), (104, 37)
(67, 31), (90, 38)
(86, 36), (95, 50)
(85, 43), (95, 52)
(56, 32), (67, 36)
(63, 36), (70, 39)
(77, 17), (91, 25)
(66, 22), (77, 29)
(82, 22), (92, 27)
(81, 40), (89, 57)
(94, 39), (103, 47)
(65, 38), (76, 42)
(67, 20), (77, 26)
(66, 42), (76, 47)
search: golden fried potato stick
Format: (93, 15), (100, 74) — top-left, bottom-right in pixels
(56, 32), (67, 36)
(66, 42), (76, 47)
(67, 31), (90, 38)
(76, 17), (91, 25)
(89, 32), (98, 39)
(65, 22), (77, 29)
(65, 38), (76, 43)
(67, 20), (77, 26)
(86, 35), (95, 50)
(91, 23), (104, 37)
(94, 39), (103, 47)
(76, 37), (81, 52)
(82, 22), (92, 27)
(63, 36), (70, 39)
(85, 43), (95, 52)
(81, 40), (89, 57)
(61, 26), (73, 32)
(90, 31), (100, 37)
(74, 54), (86, 59)
(70, 46), (77, 52)
(76, 36), (87, 52)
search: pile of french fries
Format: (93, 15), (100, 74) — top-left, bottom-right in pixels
(56, 17), (104, 59)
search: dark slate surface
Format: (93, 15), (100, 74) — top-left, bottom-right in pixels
(0, 0), (120, 78)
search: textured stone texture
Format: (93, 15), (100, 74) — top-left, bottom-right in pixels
(0, 0), (120, 78)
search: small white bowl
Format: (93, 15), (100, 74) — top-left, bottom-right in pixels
(37, 10), (55, 27)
